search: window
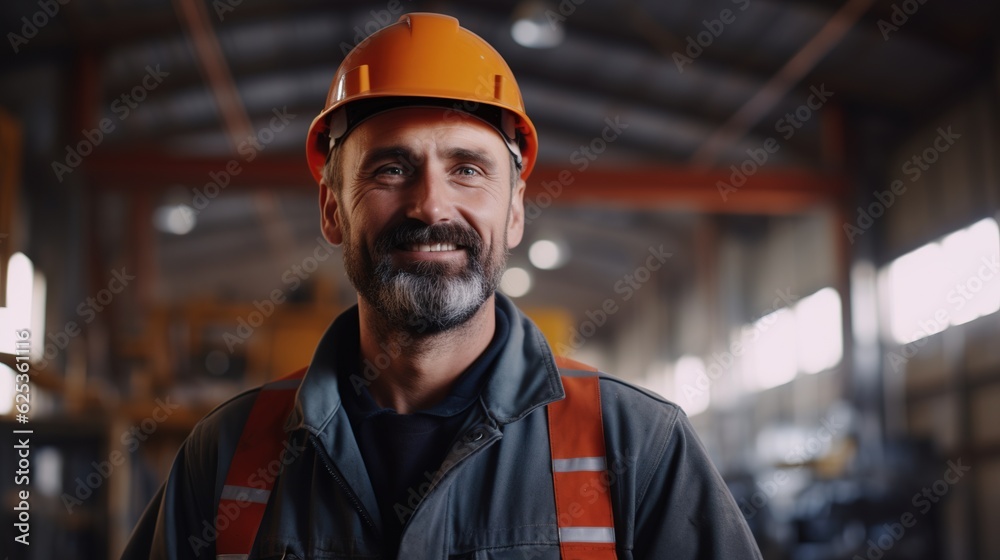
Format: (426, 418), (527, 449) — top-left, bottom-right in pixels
(881, 217), (1000, 344)
(741, 288), (843, 391)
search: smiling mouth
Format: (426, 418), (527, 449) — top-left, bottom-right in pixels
(402, 243), (461, 252)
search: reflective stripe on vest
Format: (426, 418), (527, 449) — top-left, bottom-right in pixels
(215, 359), (617, 559)
(215, 368), (306, 560)
(549, 356), (618, 559)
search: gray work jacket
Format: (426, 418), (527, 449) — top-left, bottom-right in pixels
(121, 295), (762, 559)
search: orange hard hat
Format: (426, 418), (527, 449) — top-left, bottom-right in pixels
(305, 12), (538, 184)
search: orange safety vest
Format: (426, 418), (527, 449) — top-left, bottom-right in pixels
(215, 357), (617, 560)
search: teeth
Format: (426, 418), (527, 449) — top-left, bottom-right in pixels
(406, 243), (458, 252)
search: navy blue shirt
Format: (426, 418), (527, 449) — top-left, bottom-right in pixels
(336, 305), (511, 556)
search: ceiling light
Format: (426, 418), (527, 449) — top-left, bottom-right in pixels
(511, 2), (564, 49)
(500, 267), (532, 297)
(529, 239), (566, 269)
(154, 204), (197, 235)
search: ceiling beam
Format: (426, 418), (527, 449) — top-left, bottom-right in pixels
(85, 153), (846, 214)
(523, 166), (846, 214)
(691, 0), (878, 166)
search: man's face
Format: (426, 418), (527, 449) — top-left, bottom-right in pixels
(319, 107), (527, 334)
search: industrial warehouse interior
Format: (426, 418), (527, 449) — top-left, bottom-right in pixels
(1, 0), (999, 558)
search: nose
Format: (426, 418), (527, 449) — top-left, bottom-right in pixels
(405, 166), (452, 225)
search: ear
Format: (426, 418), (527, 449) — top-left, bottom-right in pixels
(318, 182), (343, 245)
(506, 177), (527, 248)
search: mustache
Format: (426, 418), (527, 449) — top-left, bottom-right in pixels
(375, 219), (483, 256)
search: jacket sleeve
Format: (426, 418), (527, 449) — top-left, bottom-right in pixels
(120, 391), (256, 560)
(631, 407), (762, 560)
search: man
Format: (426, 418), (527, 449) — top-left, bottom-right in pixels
(123, 12), (762, 560)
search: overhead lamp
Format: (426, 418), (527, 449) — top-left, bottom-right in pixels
(500, 267), (532, 297)
(529, 239), (568, 270)
(154, 204), (197, 235)
(511, 1), (565, 49)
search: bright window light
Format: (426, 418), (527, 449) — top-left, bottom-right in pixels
(736, 287), (844, 392)
(795, 288), (843, 374)
(1, 253), (34, 356)
(6, 252), (33, 323)
(674, 355), (709, 416)
(500, 267), (532, 297)
(0, 363), (14, 415)
(883, 243), (948, 343)
(1, 253), (46, 360)
(941, 218), (1000, 326)
(881, 217), (1000, 344)
(745, 308), (797, 390)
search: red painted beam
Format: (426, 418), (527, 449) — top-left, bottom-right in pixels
(86, 154), (846, 214)
(523, 166), (847, 214)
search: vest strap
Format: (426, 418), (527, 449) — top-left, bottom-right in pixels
(549, 356), (618, 559)
(215, 367), (306, 559)
(214, 357), (620, 560)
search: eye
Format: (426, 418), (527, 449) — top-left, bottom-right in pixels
(376, 164), (407, 176)
(371, 162), (416, 183)
(455, 166), (480, 177)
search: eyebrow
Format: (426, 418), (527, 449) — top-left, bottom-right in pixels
(358, 145), (500, 172)
(358, 146), (416, 170)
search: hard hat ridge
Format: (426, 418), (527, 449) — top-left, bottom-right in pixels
(305, 12), (538, 183)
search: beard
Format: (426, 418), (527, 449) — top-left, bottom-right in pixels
(342, 218), (509, 335)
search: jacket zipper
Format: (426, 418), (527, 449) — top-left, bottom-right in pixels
(309, 434), (380, 536)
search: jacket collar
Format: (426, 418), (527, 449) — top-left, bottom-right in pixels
(288, 293), (565, 434)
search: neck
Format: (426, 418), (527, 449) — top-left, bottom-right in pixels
(356, 296), (497, 414)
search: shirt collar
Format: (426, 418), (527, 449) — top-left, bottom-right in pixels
(288, 294), (564, 435)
